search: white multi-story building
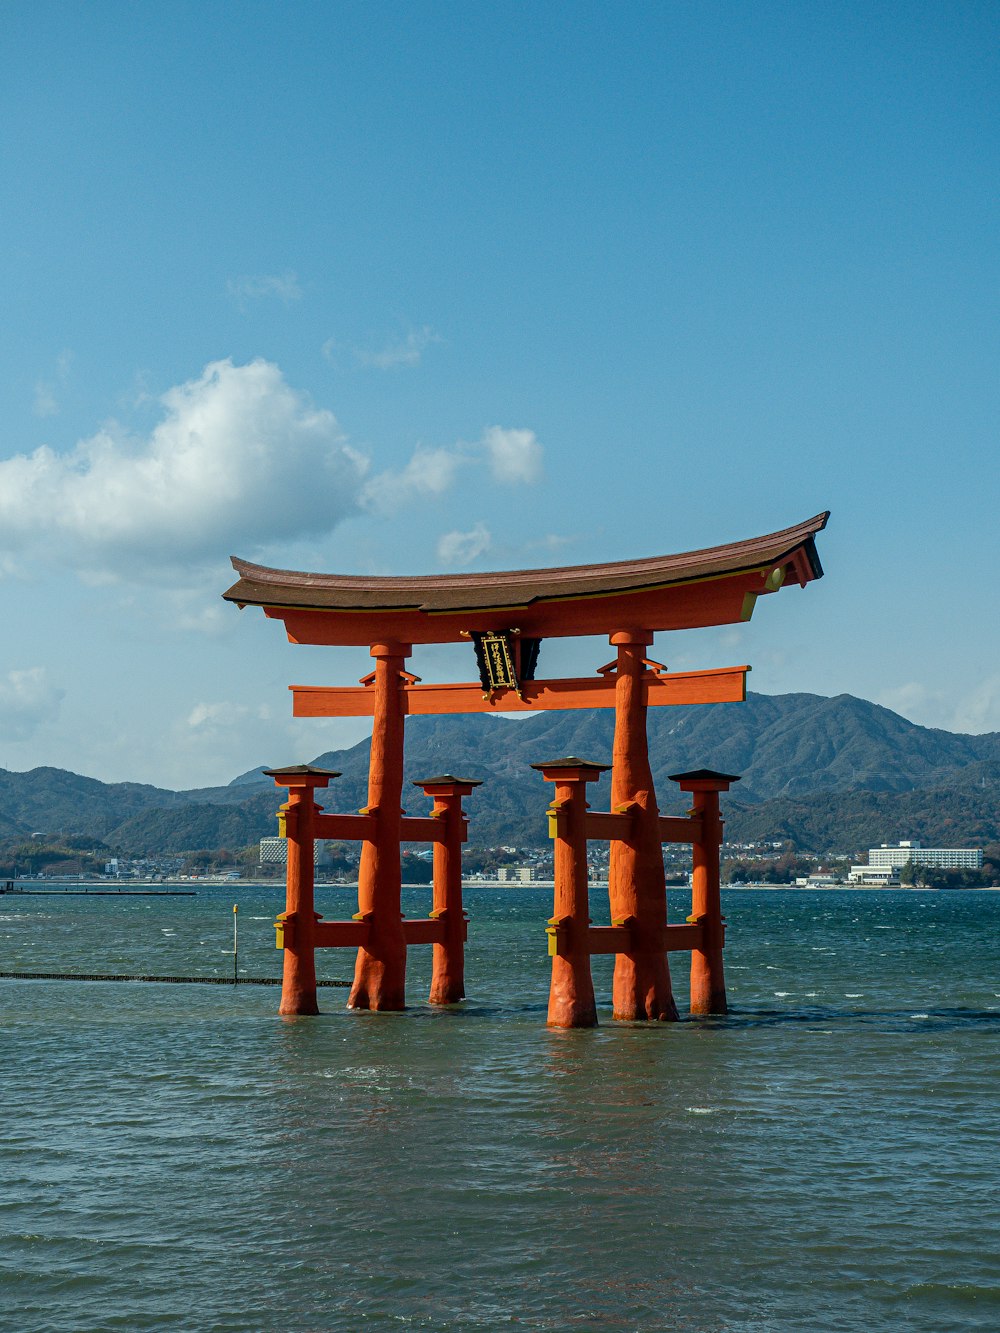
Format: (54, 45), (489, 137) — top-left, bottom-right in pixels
(259, 838), (332, 867)
(497, 866), (535, 883)
(868, 841), (983, 871)
(847, 864), (900, 886)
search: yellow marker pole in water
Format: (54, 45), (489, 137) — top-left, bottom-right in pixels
(232, 903), (239, 983)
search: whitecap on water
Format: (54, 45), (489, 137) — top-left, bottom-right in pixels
(686, 1107), (716, 1115)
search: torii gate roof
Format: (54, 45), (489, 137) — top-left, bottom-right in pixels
(223, 511), (828, 646)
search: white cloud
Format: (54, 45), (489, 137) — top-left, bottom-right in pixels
(227, 271), (302, 304)
(356, 325), (441, 370)
(946, 674), (1000, 735)
(323, 325), (442, 371)
(0, 358), (368, 578)
(0, 667), (64, 742)
(482, 426), (543, 484)
(437, 523), (492, 566)
(361, 445), (464, 516)
(33, 382), (59, 418)
(187, 701), (272, 730)
(875, 675), (1000, 735)
(32, 349), (73, 418)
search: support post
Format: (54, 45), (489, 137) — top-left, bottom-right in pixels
(265, 765), (339, 1016)
(414, 775), (481, 1005)
(607, 630), (678, 1021)
(670, 770), (739, 1015)
(533, 758), (607, 1029)
(349, 641), (411, 1011)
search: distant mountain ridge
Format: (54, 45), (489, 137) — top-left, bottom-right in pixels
(2, 692), (998, 855)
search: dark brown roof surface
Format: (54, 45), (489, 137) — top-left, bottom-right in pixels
(224, 512), (828, 614)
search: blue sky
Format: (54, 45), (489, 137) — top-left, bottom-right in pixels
(2, 2), (998, 788)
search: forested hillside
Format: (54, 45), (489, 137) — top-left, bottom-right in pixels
(2, 692), (998, 856)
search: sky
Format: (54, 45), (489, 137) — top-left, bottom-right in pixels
(1, 1), (998, 790)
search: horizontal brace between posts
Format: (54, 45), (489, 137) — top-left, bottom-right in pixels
(279, 917), (467, 950)
(585, 811), (634, 841)
(313, 920), (371, 948)
(546, 920), (711, 958)
(313, 812), (377, 840)
(310, 813), (458, 844)
(290, 666), (749, 718)
(659, 815), (703, 844)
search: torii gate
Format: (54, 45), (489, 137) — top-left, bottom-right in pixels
(224, 511), (828, 1024)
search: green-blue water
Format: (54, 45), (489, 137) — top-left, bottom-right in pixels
(2, 886), (998, 1332)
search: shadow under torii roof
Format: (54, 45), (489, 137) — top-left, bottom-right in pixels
(223, 511), (829, 646)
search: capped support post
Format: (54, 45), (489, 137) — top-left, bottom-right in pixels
(265, 765), (340, 1016)
(532, 757), (608, 1029)
(349, 640), (412, 1011)
(412, 774), (481, 1004)
(669, 769), (740, 1015)
(607, 629), (678, 1021)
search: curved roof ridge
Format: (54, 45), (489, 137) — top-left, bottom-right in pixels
(228, 511), (829, 599)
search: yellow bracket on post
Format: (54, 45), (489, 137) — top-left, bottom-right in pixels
(274, 911), (293, 949)
(545, 914), (570, 957)
(546, 799), (569, 840)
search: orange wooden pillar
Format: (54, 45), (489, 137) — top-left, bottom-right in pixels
(534, 758), (606, 1029)
(349, 640), (411, 1011)
(413, 774), (480, 1004)
(607, 630), (678, 1022)
(266, 765), (339, 1016)
(671, 769), (738, 1015)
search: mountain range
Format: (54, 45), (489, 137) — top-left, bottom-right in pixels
(2, 692), (998, 856)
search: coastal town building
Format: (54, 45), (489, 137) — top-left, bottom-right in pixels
(868, 841), (983, 871)
(848, 840), (983, 885)
(259, 837), (332, 868)
(497, 866), (535, 883)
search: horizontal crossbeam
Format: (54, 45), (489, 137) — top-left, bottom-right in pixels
(546, 920), (711, 957)
(305, 916), (463, 949)
(291, 665), (748, 718)
(312, 811), (460, 845)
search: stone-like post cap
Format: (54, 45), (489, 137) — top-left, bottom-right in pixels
(412, 774), (483, 790)
(263, 764), (341, 786)
(530, 757), (610, 778)
(668, 769), (741, 790)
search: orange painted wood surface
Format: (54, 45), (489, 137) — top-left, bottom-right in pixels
(548, 922), (709, 957)
(313, 812), (377, 841)
(659, 815), (703, 844)
(401, 918), (449, 946)
(314, 920), (371, 948)
(585, 925), (633, 955)
(268, 569), (769, 645)
(291, 665), (749, 718)
(584, 811), (634, 841)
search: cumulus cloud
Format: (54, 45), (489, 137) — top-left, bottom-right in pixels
(187, 701), (272, 730)
(323, 325), (441, 371)
(0, 667), (64, 741)
(32, 349), (73, 418)
(483, 426), (543, 484)
(0, 358), (368, 577)
(360, 424), (544, 518)
(356, 326), (441, 370)
(227, 271), (302, 305)
(437, 523), (492, 566)
(361, 445), (464, 516)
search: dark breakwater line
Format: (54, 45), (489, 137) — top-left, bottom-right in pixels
(0, 970), (350, 987)
(0, 888), (197, 896)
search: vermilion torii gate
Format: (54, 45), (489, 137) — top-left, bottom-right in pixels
(224, 511), (828, 1025)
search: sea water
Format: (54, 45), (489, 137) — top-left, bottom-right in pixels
(1, 886), (998, 1332)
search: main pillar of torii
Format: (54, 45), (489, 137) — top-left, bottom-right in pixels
(224, 512), (828, 1015)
